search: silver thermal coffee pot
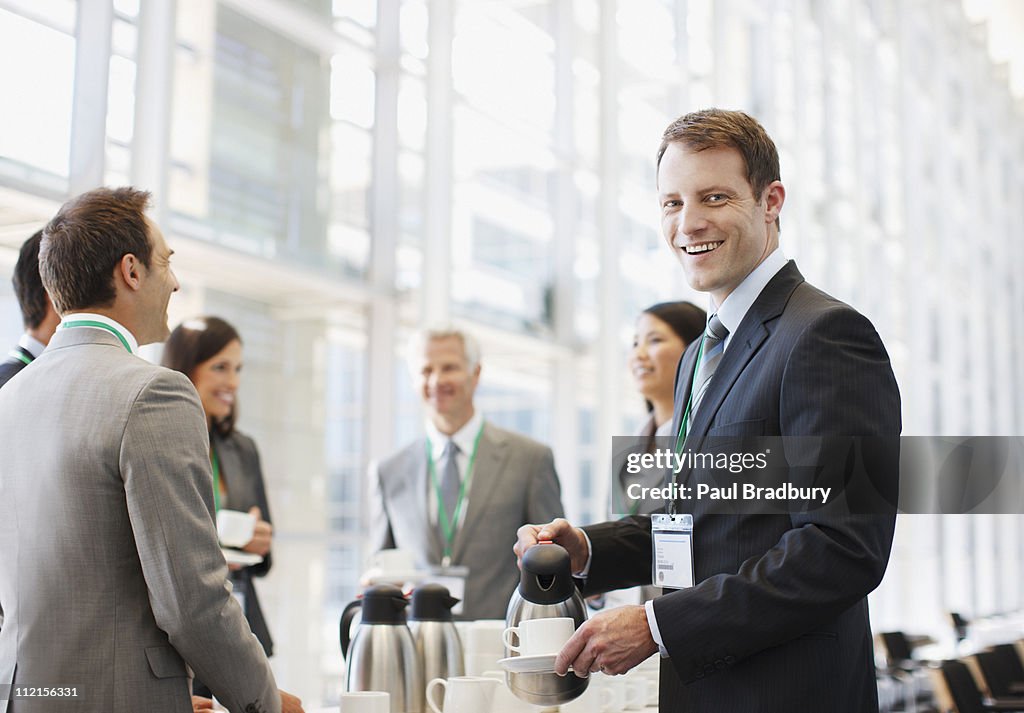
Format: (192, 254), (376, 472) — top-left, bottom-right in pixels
(505, 541), (589, 706)
(341, 584), (424, 713)
(409, 583), (464, 709)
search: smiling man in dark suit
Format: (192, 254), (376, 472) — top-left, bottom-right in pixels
(515, 109), (901, 713)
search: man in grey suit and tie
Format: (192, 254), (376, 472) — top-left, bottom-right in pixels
(0, 187), (303, 713)
(516, 109), (900, 712)
(369, 327), (564, 620)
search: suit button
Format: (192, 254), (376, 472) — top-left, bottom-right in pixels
(724, 655), (735, 664)
(715, 659), (726, 669)
(704, 663), (716, 675)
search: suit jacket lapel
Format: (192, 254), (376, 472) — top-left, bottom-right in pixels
(213, 434), (243, 510)
(451, 422), (505, 562)
(679, 261), (805, 453)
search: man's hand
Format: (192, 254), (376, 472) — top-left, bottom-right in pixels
(191, 695), (215, 712)
(280, 689), (304, 713)
(243, 506), (273, 557)
(554, 605), (658, 677)
(514, 518), (589, 573)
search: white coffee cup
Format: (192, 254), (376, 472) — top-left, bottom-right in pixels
(464, 620), (506, 675)
(502, 617), (575, 656)
(216, 509), (256, 547)
(426, 676), (499, 713)
(372, 548), (415, 573)
(338, 691), (390, 713)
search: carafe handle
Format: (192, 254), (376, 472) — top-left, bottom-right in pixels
(339, 599), (362, 659)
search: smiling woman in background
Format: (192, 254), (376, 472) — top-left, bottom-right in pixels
(618, 300), (706, 515)
(162, 317), (276, 691)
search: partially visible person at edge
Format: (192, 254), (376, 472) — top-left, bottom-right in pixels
(0, 230), (60, 389)
(163, 316), (276, 700)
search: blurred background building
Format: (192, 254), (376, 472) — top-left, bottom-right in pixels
(0, 0), (1022, 705)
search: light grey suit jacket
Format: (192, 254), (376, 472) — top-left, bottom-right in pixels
(368, 422), (564, 619)
(0, 328), (280, 713)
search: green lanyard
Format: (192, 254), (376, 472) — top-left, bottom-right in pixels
(61, 320), (132, 352)
(210, 445), (222, 513)
(8, 349), (32, 366)
(674, 337), (706, 456)
(427, 424), (485, 565)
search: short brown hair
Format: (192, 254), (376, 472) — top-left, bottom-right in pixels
(39, 187), (152, 314)
(657, 109), (781, 226)
(162, 316), (243, 437)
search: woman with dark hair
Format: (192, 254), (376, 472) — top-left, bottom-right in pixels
(613, 300), (706, 516)
(162, 317), (276, 674)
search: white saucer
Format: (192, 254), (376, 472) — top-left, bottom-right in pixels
(221, 548), (264, 566)
(498, 654), (573, 674)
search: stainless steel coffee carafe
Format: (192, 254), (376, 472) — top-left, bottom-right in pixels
(505, 541), (589, 706)
(341, 584), (424, 713)
(409, 583), (464, 709)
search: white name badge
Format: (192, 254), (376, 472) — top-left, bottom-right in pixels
(651, 513), (694, 589)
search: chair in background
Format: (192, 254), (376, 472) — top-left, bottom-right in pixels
(950, 613), (970, 648)
(880, 631), (919, 670)
(979, 646), (1024, 697)
(930, 659), (1024, 713)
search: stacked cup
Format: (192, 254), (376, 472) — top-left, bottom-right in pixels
(425, 676), (499, 713)
(463, 620), (507, 676)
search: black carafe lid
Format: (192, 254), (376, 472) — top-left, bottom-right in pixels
(409, 583), (460, 621)
(360, 584), (410, 624)
(518, 542), (574, 604)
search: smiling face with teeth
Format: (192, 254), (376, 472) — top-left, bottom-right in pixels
(658, 143), (785, 308)
(191, 338), (243, 427)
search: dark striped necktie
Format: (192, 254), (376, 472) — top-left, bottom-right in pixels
(687, 314), (729, 433)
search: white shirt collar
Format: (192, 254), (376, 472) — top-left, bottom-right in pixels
(58, 313), (139, 355)
(17, 333), (47, 359)
(713, 248), (788, 349)
(425, 409), (484, 460)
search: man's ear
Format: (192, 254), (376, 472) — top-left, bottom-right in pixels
(762, 180), (785, 224)
(118, 253), (143, 292)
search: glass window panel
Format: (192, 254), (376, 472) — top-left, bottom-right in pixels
(107, 55), (136, 145)
(453, 1), (555, 133)
(400, 0), (428, 60)
(330, 50), (375, 129)
(0, 9), (75, 178)
(334, 0), (376, 30)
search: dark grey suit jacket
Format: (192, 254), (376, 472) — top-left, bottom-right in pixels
(0, 346), (32, 390)
(583, 262), (901, 713)
(369, 422), (564, 619)
(212, 430), (275, 658)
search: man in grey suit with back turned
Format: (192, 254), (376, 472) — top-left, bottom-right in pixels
(516, 109), (900, 712)
(0, 187), (303, 713)
(369, 327), (565, 620)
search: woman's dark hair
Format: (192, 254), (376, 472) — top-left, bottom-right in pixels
(639, 301), (707, 414)
(162, 316), (242, 437)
